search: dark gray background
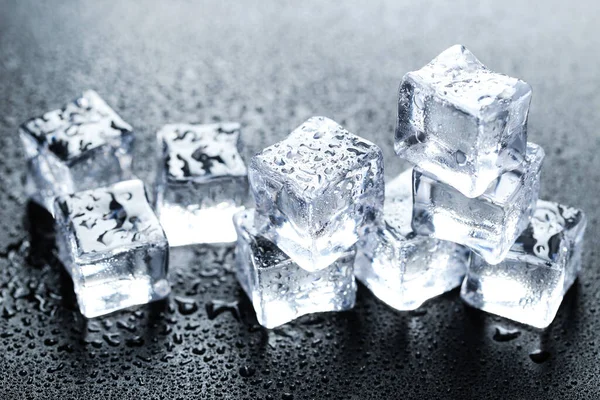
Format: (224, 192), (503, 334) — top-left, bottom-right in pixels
(1, 1), (599, 399)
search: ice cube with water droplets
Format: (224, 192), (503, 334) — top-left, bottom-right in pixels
(461, 200), (587, 329)
(395, 45), (532, 198)
(233, 210), (356, 329)
(249, 116), (384, 272)
(54, 179), (170, 318)
(19, 90), (134, 214)
(154, 122), (248, 246)
(413, 142), (544, 265)
(355, 169), (470, 310)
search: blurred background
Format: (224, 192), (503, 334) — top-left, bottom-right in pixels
(1, 1), (599, 398)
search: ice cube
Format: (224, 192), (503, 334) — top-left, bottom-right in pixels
(395, 45), (532, 198)
(20, 90), (134, 214)
(461, 200), (587, 329)
(233, 210), (356, 329)
(413, 142), (544, 265)
(355, 169), (470, 310)
(54, 179), (170, 318)
(154, 122), (248, 246)
(249, 116), (384, 272)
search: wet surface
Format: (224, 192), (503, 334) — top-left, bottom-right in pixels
(1, 0), (600, 398)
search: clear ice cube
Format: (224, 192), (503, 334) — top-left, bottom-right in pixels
(54, 179), (170, 318)
(395, 45), (532, 198)
(20, 90), (134, 214)
(413, 142), (544, 265)
(249, 116), (384, 272)
(154, 122), (248, 246)
(233, 210), (356, 329)
(355, 169), (470, 310)
(461, 200), (587, 329)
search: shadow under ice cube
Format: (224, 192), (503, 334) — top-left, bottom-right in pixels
(461, 200), (587, 329)
(395, 45), (532, 198)
(154, 122), (248, 246)
(233, 210), (356, 329)
(249, 116), (384, 272)
(355, 169), (470, 310)
(54, 179), (170, 318)
(413, 142), (544, 265)
(19, 90), (133, 214)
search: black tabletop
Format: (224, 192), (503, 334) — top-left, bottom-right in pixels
(1, 1), (599, 399)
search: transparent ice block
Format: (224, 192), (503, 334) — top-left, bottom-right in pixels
(395, 45), (532, 198)
(461, 200), (587, 329)
(54, 179), (170, 318)
(233, 210), (356, 329)
(355, 169), (470, 310)
(20, 90), (134, 214)
(413, 142), (544, 264)
(249, 116), (384, 272)
(154, 122), (248, 246)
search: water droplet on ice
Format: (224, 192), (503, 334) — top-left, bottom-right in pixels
(455, 150), (467, 166)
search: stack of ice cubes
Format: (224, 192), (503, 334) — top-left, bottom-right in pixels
(354, 168), (471, 311)
(235, 116), (385, 328)
(20, 91), (171, 318)
(18, 48), (588, 330)
(392, 45), (587, 328)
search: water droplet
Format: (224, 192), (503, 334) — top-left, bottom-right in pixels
(173, 333), (183, 344)
(125, 336), (144, 347)
(286, 150), (300, 160)
(529, 349), (551, 364)
(206, 300), (240, 320)
(57, 343), (74, 353)
(116, 320), (136, 332)
(103, 333), (121, 347)
(455, 150), (467, 166)
(413, 93), (424, 109)
(478, 95), (495, 107)
(174, 297), (198, 315)
(493, 326), (521, 342)
(76, 97), (89, 109)
(239, 365), (256, 378)
(2, 306), (16, 319)
(47, 363), (65, 373)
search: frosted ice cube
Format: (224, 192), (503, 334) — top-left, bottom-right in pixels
(54, 179), (170, 318)
(154, 122), (248, 246)
(233, 210), (356, 329)
(461, 200), (587, 329)
(413, 142), (544, 265)
(249, 116), (384, 272)
(355, 169), (470, 310)
(395, 45), (532, 198)
(20, 90), (134, 214)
